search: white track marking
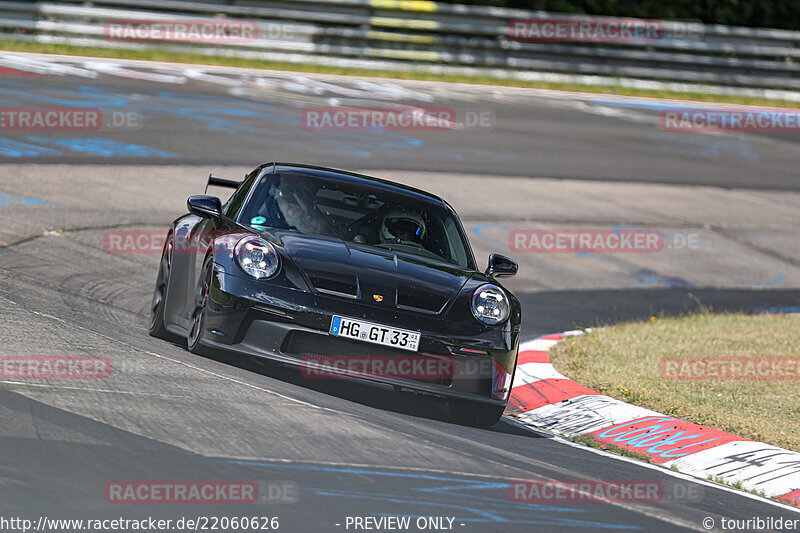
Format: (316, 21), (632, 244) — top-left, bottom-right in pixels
(24, 309), (331, 411)
(504, 416), (800, 514)
(0, 379), (196, 399)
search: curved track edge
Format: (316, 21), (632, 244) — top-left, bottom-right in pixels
(505, 332), (800, 507)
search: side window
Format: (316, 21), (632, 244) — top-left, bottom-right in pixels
(223, 168), (260, 220)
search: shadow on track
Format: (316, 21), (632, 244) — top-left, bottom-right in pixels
(168, 338), (540, 437)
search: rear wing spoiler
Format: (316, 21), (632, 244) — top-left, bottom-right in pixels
(205, 173), (241, 193)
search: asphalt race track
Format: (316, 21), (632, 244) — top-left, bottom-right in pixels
(1, 52), (799, 531)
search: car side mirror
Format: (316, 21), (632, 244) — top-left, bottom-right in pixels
(187, 195), (222, 220)
(486, 253), (517, 278)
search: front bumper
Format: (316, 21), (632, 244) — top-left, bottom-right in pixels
(202, 267), (519, 406)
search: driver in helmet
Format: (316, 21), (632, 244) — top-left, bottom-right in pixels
(379, 207), (426, 246)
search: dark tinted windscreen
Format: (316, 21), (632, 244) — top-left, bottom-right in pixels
(239, 171), (473, 268)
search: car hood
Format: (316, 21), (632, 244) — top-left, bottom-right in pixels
(275, 232), (471, 315)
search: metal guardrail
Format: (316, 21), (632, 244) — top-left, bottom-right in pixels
(0, 0), (798, 92)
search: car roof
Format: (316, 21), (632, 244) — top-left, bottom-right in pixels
(267, 162), (452, 210)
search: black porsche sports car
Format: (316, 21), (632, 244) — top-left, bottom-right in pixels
(149, 163), (521, 426)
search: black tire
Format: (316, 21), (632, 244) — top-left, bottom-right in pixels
(187, 255), (213, 355)
(149, 234), (174, 339)
(448, 400), (505, 427)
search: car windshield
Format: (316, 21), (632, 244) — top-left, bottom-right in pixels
(239, 171), (473, 268)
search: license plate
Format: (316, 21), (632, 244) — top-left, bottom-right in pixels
(329, 316), (420, 352)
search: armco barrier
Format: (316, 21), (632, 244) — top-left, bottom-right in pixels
(0, 0), (798, 93)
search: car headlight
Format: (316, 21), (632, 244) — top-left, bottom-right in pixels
(235, 235), (279, 279)
(471, 284), (510, 325)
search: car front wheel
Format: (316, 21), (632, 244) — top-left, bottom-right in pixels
(149, 234), (174, 339)
(187, 255), (213, 355)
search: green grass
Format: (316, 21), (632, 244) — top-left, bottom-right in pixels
(2, 39), (799, 108)
(550, 312), (800, 452)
